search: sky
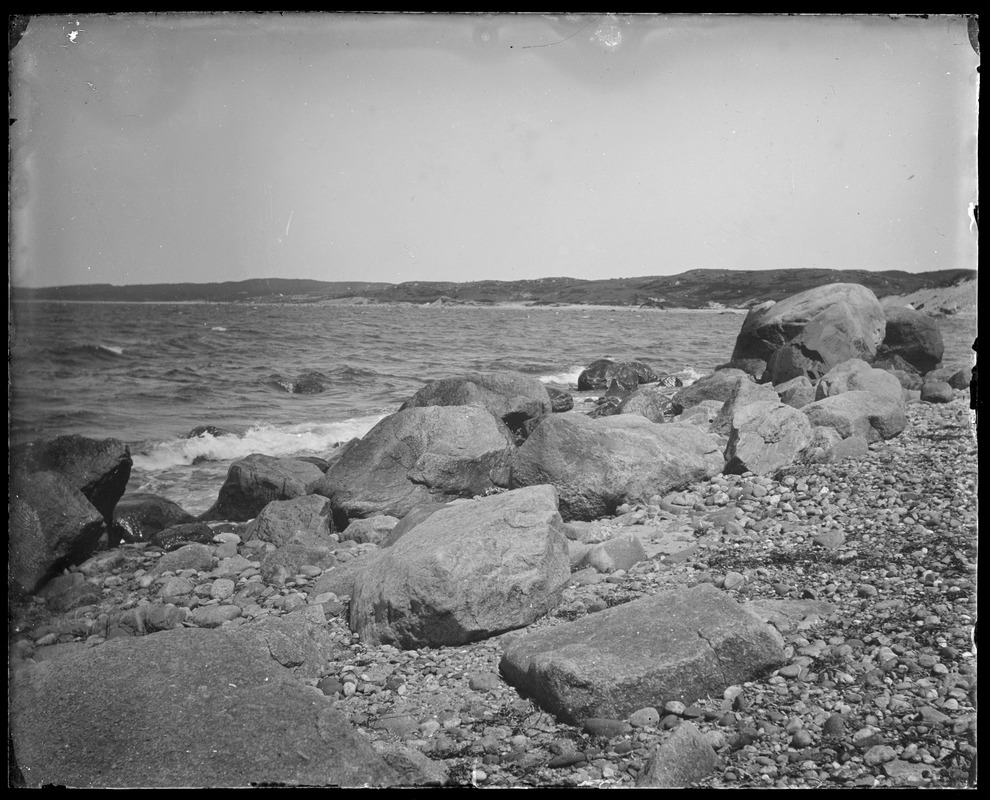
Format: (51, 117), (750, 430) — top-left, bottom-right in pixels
(9, 13), (980, 288)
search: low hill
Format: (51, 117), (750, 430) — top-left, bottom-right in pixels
(11, 268), (976, 309)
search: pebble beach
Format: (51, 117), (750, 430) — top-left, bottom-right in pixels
(9, 395), (977, 789)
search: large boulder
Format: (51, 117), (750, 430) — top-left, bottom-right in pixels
(499, 584), (786, 724)
(201, 455), (325, 522)
(577, 359), (653, 392)
(874, 305), (944, 374)
(11, 435), (132, 522)
(108, 493), (196, 547)
(712, 379), (781, 435)
(399, 370), (552, 432)
(349, 485), (569, 649)
(731, 283), (886, 384)
(9, 626), (397, 788)
(9, 470), (105, 596)
(670, 369), (750, 415)
(510, 415), (723, 521)
(803, 391), (908, 442)
(814, 358), (904, 403)
(723, 401), (814, 475)
(242, 495), (336, 547)
(311, 405), (515, 526)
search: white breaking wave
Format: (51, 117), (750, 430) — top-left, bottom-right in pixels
(539, 366), (586, 386)
(97, 344), (124, 356)
(131, 415), (385, 471)
(677, 367), (706, 386)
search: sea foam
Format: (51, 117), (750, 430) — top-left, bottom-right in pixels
(131, 415), (384, 471)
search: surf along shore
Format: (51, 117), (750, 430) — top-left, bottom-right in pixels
(9, 284), (977, 789)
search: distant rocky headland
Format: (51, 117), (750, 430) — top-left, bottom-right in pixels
(11, 268), (977, 311)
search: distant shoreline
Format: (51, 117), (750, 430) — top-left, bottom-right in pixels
(10, 298), (750, 313)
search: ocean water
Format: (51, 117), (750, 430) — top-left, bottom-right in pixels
(8, 300), (976, 515)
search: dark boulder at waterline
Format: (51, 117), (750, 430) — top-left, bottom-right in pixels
(108, 493), (197, 547)
(10, 434), (132, 523)
(577, 359), (644, 392)
(9, 470), (105, 596)
(201, 454), (326, 522)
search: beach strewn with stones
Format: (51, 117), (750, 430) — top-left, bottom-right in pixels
(8, 282), (977, 788)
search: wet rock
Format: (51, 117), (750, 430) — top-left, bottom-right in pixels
(109, 493), (196, 546)
(202, 454), (325, 522)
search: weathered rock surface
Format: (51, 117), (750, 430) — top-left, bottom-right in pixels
(349, 485), (570, 648)
(875, 305), (944, 373)
(339, 515), (399, 545)
(577, 359), (646, 392)
(671, 369), (750, 415)
(731, 283), (886, 384)
(774, 375), (815, 409)
(546, 386), (574, 412)
(202, 454), (325, 522)
(616, 385), (677, 422)
(803, 391), (908, 442)
(814, 358), (904, 403)
(499, 583), (786, 724)
(921, 379), (954, 404)
(9, 470), (105, 596)
(242, 494), (336, 547)
(150, 521), (216, 550)
(713, 379), (781, 435)
(311, 405), (515, 525)
(399, 370), (552, 432)
(636, 721), (719, 787)
(510, 414), (723, 521)
(579, 534), (648, 574)
(108, 492), (196, 546)
(9, 626), (396, 788)
(724, 401), (814, 475)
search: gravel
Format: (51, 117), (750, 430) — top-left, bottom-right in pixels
(9, 398), (977, 789)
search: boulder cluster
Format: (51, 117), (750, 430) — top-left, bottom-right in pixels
(9, 283), (976, 788)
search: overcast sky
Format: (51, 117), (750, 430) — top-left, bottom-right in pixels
(9, 13), (979, 288)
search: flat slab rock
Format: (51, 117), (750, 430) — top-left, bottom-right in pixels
(9, 626), (396, 788)
(499, 583), (786, 725)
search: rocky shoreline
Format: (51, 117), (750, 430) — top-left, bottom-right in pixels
(9, 282), (977, 788)
(9, 398), (976, 788)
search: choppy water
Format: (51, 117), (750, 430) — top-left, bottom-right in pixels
(8, 300), (976, 514)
